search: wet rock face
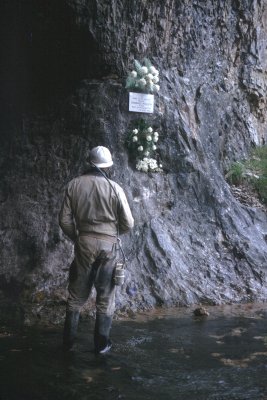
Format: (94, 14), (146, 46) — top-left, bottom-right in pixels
(1, 0), (267, 324)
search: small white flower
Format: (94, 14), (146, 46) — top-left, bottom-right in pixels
(138, 146), (143, 152)
(138, 78), (146, 87)
(140, 66), (148, 74)
(136, 159), (148, 172)
(152, 76), (159, 84)
(132, 136), (138, 142)
(152, 145), (157, 150)
(149, 66), (157, 74)
(145, 73), (154, 81)
(146, 135), (152, 141)
(159, 164), (163, 168)
(148, 158), (158, 170)
(147, 127), (153, 133)
(153, 137), (158, 143)
(144, 151), (150, 156)
(154, 69), (159, 76)
(131, 70), (137, 78)
(154, 84), (160, 92)
(132, 129), (138, 134)
(153, 131), (159, 136)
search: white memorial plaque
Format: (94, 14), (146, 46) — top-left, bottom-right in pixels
(129, 92), (154, 113)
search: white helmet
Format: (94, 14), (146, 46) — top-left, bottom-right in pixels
(89, 146), (113, 168)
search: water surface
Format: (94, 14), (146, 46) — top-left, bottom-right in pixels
(1, 303), (267, 400)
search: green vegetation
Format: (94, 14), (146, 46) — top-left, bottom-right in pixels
(226, 145), (267, 204)
(226, 161), (246, 185)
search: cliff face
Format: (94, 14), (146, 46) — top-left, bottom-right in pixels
(1, 0), (267, 324)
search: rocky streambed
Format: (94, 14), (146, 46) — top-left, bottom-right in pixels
(1, 0), (267, 324)
(1, 303), (267, 400)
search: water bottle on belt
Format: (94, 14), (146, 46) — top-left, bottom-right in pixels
(114, 262), (125, 286)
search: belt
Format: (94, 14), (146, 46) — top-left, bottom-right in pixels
(79, 232), (118, 244)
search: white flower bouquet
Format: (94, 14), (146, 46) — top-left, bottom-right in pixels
(126, 119), (163, 173)
(126, 58), (160, 94)
(136, 157), (162, 173)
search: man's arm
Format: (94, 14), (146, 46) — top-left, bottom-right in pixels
(117, 188), (134, 234)
(59, 185), (77, 242)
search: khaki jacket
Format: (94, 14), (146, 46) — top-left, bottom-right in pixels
(59, 172), (134, 241)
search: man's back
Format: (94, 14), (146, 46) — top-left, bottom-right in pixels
(59, 171), (134, 239)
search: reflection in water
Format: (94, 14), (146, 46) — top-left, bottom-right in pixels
(0, 303), (267, 400)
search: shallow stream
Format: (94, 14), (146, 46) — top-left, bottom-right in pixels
(1, 303), (267, 400)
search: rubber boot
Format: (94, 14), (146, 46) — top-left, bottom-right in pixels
(63, 310), (80, 350)
(94, 314), (113, 354)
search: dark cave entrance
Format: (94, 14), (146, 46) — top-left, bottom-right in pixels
(1, 0), (110, 114)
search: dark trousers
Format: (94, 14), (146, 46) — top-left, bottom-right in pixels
(64, 234), (117, 351)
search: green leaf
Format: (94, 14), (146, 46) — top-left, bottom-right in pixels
(134, 59), (143, 75)
(125, 76), (136, 89)
(143, 58), (152, 68)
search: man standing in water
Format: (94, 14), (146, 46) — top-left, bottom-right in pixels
(59, 146), (134, 354)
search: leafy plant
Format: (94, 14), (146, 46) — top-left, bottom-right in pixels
(225, 161), (246, 185)
(254, 176), (267, 203)
(226, 145), (267, 203)
(125, 58), (160, 94)
(126, 119), (162, 173)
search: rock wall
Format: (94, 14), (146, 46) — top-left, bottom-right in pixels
(0, 0), (267, 325)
